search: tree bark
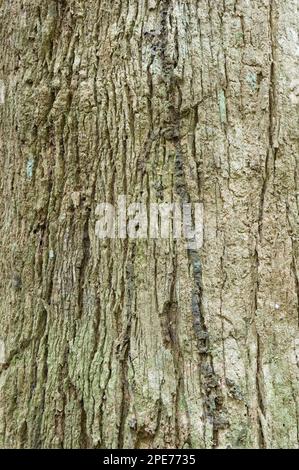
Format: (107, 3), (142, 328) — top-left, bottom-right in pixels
(0, 0), (298, 449)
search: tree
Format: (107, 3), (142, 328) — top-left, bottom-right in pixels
(0, 0), (298, 449)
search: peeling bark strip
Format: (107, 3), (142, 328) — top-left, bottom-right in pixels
(0, 0), (298, 449)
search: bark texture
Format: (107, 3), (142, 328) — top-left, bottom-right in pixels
(0, 0), (298, 449)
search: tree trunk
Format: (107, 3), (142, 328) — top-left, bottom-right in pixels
(0, 0), (298, 449)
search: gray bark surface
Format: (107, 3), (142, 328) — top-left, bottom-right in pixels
(0, 0), (298, 448)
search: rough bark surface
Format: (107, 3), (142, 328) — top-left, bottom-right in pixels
(0, 0), (298, 449)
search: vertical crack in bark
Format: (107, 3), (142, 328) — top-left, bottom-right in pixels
(256, 333), (266, 448)
(118, 244), (135, 448)
(255, 1), (279, 448)
(291, 241), (299, 328)
(77, 213), (91, 319)
(79, 399), (89, 449)
(159, 0), (227, 447)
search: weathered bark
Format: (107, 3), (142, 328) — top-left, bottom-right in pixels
(0, 0), (298, 449)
